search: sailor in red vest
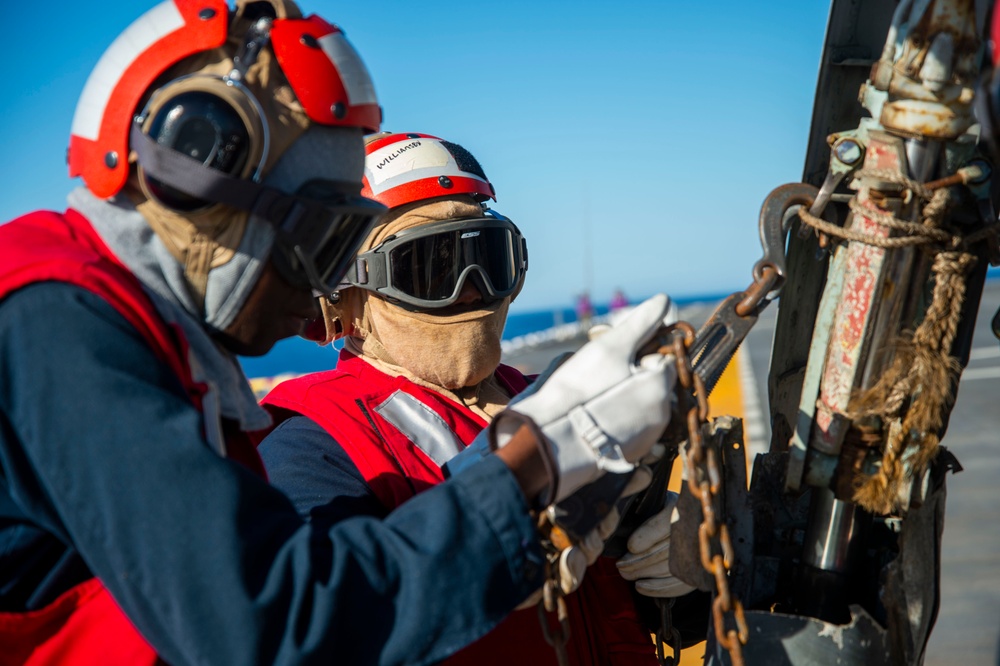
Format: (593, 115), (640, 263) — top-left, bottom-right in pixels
(0, 3), (679, 665)
(258, 132), (697, 665)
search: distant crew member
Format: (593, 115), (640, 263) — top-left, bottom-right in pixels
(610, 288), (630, 311)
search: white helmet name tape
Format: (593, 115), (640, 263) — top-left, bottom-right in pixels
(360, 132), (496, 208)
(365, 138), (479, 192)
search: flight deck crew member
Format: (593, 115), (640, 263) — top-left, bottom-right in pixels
(260, 132), (686, 665)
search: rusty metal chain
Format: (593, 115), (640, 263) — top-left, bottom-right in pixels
(667, 269), (772, 666)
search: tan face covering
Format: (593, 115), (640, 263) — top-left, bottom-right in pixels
(362, 292), (510, 390)
(326, 196), (513, 391)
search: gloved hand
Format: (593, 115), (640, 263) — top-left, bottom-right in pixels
(615, 491), (697, 597)
(556, 465), (652, 594)
(492, 293), (678, 505)
(516, 466), (653, 609)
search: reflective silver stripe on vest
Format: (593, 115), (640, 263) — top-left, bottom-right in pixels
(374, 390), (463, 466)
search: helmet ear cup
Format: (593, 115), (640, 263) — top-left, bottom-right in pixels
(137, 77), (267, 211)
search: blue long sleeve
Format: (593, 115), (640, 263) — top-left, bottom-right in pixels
(259, 415), (389, 522)
(0, 283), (544, 666)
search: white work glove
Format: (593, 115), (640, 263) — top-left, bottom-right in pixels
(615, 491), (697, 597)
(493, 294), (678, 505)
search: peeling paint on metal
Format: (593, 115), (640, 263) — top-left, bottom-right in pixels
(818, 622), (846, 650)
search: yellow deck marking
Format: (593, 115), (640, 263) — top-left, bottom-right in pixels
(667, 348), (748, 493)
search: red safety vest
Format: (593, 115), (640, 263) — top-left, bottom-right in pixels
(263, 352), (658, 666)
(0, 209), (266, 666)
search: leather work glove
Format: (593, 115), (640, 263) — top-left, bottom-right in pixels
(615, 491), (697, 597)
(492, 293), (678, 505)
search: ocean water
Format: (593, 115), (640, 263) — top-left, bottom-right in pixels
(239, 294), (714, 379)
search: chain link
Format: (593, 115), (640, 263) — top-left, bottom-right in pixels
(673, 323), (750, 666)
(655, 597), (682, 666)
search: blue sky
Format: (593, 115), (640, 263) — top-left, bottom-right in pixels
(1, 1), (831, 312)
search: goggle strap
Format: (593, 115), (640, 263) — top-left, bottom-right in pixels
(347, 251), (390, 290)
(350, 257), (369, 285)
(131, 125), (384, 231)
(133, 123), (374, 232)
(131, 123), (277, 214)
(134, 124), (388, 293)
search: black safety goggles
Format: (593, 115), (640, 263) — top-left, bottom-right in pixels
(344, 211), (528, 309)
(266, 179), (387, 294)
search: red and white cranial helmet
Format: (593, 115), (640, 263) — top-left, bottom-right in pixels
(68, 0), (381, 199)
(67, 0), (389, 297)
(361, 133), (496, 209)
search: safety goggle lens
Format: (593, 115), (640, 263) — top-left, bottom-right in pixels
(387, 227), (518, 301)
(312, 212), (378, 288)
